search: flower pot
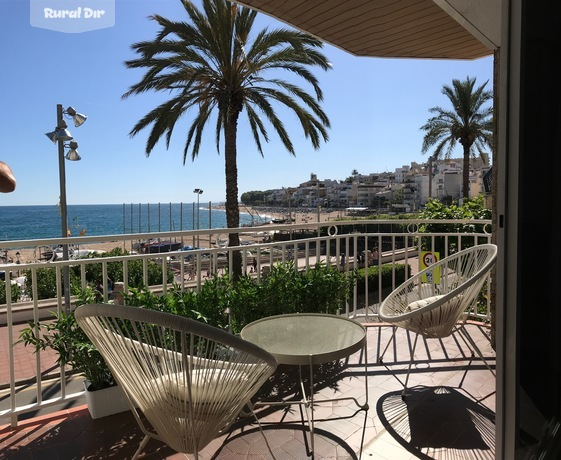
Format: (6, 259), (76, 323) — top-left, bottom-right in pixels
(83, 380), (131, 419)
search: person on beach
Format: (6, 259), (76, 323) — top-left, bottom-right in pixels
(372, 247), (379, 266)
(94, 280), (104, 302)
(0, 161), (16, 193)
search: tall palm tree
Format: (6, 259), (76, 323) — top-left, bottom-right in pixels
(421, 76), (493, 200)
(122, 0), (331, 277)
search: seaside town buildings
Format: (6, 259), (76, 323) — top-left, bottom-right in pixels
(259, 155), (491, 212)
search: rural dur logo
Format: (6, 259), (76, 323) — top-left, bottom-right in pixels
(30, 0), (115, 33)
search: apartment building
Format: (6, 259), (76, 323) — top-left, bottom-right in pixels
(263, 158), (490, 210)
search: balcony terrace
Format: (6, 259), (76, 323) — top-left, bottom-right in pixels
(0, 219), (494, 459)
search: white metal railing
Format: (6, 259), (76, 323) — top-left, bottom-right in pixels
(0, 219), (492, 426)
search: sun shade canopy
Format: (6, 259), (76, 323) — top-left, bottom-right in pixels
(233, 0), (493, 60)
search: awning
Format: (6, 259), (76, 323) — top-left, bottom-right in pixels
(233, 0), (497, 60)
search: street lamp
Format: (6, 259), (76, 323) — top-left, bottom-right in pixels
(45, 104), (87, 313)
(193, 188), (203, 247)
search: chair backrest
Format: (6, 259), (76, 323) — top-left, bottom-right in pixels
(75, 304), (277, 455)
(379, 244), (497, 338)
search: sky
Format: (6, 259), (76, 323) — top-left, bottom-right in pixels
(0, 0), (494, 206)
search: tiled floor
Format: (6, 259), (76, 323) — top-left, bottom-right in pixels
(0, 322), (496, 459)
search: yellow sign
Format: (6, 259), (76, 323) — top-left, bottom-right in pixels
(420, 251), (440, 283)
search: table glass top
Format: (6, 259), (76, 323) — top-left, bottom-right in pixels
(240, 313), (366, 365)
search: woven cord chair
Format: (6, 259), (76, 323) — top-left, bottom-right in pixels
(378, 243), (497, 398)
(75, 304), (278, 460)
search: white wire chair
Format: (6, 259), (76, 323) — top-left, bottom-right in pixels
(378, 243), (497, 398)
(75, 304), (278, 460)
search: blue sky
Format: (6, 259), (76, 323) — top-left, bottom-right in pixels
(0, 0), (494, 206)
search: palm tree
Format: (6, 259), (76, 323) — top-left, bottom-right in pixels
(421, 77), (493, 200)
(122, 0), (331, 277)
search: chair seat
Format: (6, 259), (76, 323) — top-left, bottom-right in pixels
(407, 295), (445, 311)
(153, 368), (250, 404)
(402, 297), (467, 338)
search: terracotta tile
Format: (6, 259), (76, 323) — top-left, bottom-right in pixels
(1, 323), (496, 459)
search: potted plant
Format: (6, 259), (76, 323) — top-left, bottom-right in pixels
(18, 287), (130, 419)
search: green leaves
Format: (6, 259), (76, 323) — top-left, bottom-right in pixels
(18, 262), (356, 389)
(0, 279), (20, 304)
(18, 292), (115, 390)
(121, 261), (354, 335)
(418, 196), (491, 254)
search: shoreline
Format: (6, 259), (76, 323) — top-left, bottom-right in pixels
(5, 205), (343, 264)
(219, 205), (345, 225)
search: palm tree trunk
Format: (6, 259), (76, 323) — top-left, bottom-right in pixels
(462, 144), (471, 200)
(224, 113), (242, 279)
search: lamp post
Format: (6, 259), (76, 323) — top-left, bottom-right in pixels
(193, 188), (203, 247)
(45, 104), (87, 313)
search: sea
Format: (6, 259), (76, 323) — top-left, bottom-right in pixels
(0, 203), (270, 242)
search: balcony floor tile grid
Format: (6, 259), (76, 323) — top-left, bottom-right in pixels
(0, 323), (495, 459)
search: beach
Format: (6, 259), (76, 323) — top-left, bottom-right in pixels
(5, 206), (345, 264)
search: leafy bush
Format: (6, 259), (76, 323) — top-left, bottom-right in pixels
(21, 267), (66, 300)
(73, 247), (173, 288)
(18, 287), (115, 390)
(418, 196), (491, 255)
(21, 247), (173, 301)
(0, 279), (20, 303)
(231, 262), (354, 330)
(354, 263), (410, 293)
(123, 262), (355, 334)
(18, 262), (357, 390)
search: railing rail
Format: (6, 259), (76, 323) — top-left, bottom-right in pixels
(0, 218), (492, 426)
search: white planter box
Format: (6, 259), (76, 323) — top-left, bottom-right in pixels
(83, 381), (131, 419)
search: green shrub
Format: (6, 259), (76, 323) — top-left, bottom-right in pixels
(22, 248), (173, 301)
(123, 261), (355, 334)
(230, 262), (354, 331)
(22, 267), (59, 300)
(124, 281), (231, 330)
(0, 279), (20, 303)
(354, 263), (410, 292)
(418, 197), (491, 255)
(18, 287), (115, 390)
(72, 247), (173, 289)
(18, 263), (357, 389)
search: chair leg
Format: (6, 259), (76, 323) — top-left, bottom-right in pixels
(250, 405), (277, 457)
(131, 435), (150, 460)
(378, 325), (398, 363)
(402, 332), (420, 399)
(456, 324), (496, 377)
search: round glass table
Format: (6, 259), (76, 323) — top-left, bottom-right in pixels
(241, 313), (366, 365)
(241, 313), (369, 456)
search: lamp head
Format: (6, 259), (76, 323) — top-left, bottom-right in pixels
(66, 107), (87, 127)
(56, 119), (73, 140)
(65, 141), (81, 161)
(57, 128), (73, 141)
(45, 131), (58, 143)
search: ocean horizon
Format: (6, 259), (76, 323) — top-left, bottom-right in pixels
(0, 203), (270, 242)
